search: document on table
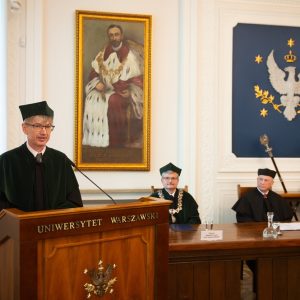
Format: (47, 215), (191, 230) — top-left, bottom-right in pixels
(279, 222), (300, 231)
(201, 230), (223, 241)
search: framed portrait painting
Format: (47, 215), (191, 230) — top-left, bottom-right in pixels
(75, 10), (152, 170)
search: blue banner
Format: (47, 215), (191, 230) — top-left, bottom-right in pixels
(232, 23), (300, 157)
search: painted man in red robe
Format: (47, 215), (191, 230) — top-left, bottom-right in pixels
(82, 24), (144, 148)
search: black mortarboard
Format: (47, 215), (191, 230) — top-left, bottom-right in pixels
(19, 101), (54, 120)
(258, 168), (276, 178)
(159, 162), (182, 176)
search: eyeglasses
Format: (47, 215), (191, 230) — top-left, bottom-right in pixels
(25, 123), (55, 132)
(162, 176), (178, 181)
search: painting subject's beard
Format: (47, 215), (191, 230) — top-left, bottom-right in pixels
(111, 40), (122, 48)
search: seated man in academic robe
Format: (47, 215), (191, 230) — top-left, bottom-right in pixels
(232, 168), (293, 293)
(232, 168), (293, 222)
(150, 162), (201, 224)
(0, 101), (83, 211)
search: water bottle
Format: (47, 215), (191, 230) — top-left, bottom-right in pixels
(263, 211), (278, 239)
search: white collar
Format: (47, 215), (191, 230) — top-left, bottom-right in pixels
(166, 189), (176, 197)
(26, 142), (46, 157)
(257, 187), (269, 196)
(112, 42), (123, 52)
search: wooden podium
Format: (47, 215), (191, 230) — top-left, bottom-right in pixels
(0, 198), (170, 300)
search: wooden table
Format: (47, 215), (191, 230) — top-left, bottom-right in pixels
(168, 223), (300, 300)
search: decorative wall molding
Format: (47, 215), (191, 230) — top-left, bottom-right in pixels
(81, 188), (152, 206)
(7, 0), (26, 149)
(9, 0), (22, 12)
(196, 0), (219, 221)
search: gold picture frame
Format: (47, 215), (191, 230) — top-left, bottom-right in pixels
(75, 10), (151, 170)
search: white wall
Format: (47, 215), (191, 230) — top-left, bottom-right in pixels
(5, 0), (300, 223)
(0, 0), (7, 153)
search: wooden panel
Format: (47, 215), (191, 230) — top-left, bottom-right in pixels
(168, 262), (194, 299)
(210, 261), (226, 299)
(168, 259), (240, 300)
(287, 257), (300, 300)
(194, 261), (210, 300)
(20, 240), (38, 299)
(0, 237), (15, 300)
(38, 226), (155, 300)
(168, 263), (177, 300)
(155, 223), (169, 300)
(273, 257), (288, 300)
(225, 260), (241, 300)
(177, 263), (194, 299)
(258, 256), (300, 300)
(210, 260), (240, 300)
(251, 258), (274, 299)
(0, 199), (170, 300)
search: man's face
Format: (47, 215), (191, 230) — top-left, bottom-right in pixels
(257, 175), (274, 193)
(108, 27), (123, 48)
(161, 171), (179, 192)
(22, 115), (53, 151)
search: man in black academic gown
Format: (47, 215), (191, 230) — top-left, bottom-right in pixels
(232, 168), (293, 222)
(232, 168), (293, 293)
(150, 162), (201, 224)
(0, 101), (83, 211)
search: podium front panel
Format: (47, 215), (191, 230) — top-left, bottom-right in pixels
(0, 199), (170, 300)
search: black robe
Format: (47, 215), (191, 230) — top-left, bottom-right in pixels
(0, 143), (83, 211)
(150, 188), (201, 224)
(232, 188), (293, 222)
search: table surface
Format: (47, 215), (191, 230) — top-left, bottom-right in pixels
(169, 222), (300, 251)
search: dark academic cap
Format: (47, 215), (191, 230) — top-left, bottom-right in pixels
(19, 101), (54, 120)
(258, 168), (276, 178)
(159, 162), (182, 176)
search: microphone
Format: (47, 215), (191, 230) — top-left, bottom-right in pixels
(68, 158), (117, 205)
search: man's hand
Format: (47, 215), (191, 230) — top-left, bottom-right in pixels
(95, 82), (105, 92)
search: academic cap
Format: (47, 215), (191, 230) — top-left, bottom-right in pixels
(159, 162), (182, 176)
(258, 168), (276, 178)
(19, 101), (54, 120)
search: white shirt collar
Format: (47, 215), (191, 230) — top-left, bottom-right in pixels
(112, 42), (123, 52)
(257, 187), (269, 196)
(26, 142), (46, 157)
(166, 189), (176, 197)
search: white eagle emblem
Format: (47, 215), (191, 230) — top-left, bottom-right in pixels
(266, 50), (300, 121)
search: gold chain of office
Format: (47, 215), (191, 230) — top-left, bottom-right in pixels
(97, 52), (126, 80)
(158, 189), (184, 219)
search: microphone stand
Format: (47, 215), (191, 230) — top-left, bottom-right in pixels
(70, 159), (117, 204)
(259, 134), (287, 193)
